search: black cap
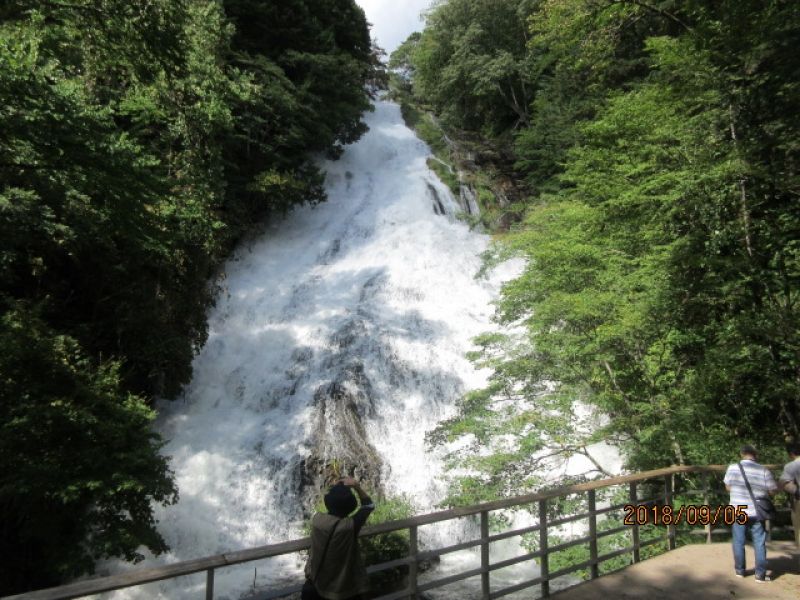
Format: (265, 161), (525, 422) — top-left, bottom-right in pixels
(324, 483), (357, 517)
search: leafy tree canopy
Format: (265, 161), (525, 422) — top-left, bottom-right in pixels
(398, 0), (800, 504)
(0, 0), (378, 593)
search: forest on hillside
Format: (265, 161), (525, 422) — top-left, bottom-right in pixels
(3, 0), (800, 595)
(0, 0), (381, 594)
(391, 0), (800, 505)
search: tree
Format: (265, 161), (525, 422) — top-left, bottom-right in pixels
(1, 0), (377, 592)
(0, 306), (177, 592)
(411, 0), (800, 502)
(411, 0), (536, 134)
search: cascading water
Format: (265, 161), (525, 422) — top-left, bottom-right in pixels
(99, 100), (528, 599)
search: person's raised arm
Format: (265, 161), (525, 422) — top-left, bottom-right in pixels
(339, 477), (375, 533)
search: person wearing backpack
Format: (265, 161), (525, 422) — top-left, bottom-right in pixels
(303, 477), (375, 600)
(779, 441), (800, 546)
(723, 444), (778, 582)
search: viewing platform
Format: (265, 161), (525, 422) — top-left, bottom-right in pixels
(550, 540), (800, 600)
(5, 465), (798, 600)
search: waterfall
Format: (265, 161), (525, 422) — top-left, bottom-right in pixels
(99, 100), (525, 599)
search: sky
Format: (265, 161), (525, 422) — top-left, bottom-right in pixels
(357, 0), (433, 53)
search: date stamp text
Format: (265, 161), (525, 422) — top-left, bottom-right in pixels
(623, 504), (748, 526)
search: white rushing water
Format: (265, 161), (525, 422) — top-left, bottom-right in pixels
(98, 99), (531, 599)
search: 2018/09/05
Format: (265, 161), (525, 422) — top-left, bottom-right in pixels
(623, 504), (749, 526)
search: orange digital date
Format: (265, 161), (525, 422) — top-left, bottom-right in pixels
(623, 504), (748, 526)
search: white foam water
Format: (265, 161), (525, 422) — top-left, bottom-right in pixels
(97, 100), (531, 599)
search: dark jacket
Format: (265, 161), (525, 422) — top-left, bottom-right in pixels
(305, 499), (374, 599)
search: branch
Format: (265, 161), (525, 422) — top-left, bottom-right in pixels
(602, 359), (630, 401)
(609, 0), (693, 33)
(575, 446), (615, 477)
(729, 102), (754, 258)
(493, 82), (530, 127)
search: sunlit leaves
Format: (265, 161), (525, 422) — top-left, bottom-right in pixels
(0, 0), (377, 593)
(417, 0), (800, 504)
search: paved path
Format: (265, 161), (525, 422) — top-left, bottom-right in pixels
(550, 541), (800, 600)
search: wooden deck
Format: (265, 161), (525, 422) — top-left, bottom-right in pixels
(550, 541), (800, 600)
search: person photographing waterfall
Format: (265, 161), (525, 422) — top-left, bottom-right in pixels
(303, 477), (375, 600)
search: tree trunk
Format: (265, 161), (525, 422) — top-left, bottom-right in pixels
(729, 102), (754, 258)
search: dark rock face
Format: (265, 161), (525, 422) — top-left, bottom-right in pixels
(304, 378), (384, 503)
(427, 183), (447, 215)
(458, 180), (478, 216)
(297, 277), (389, 514)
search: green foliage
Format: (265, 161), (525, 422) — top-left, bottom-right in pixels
(0, 0), (378, 594)
(406, 0), (800, 504)
(412, 0), (535, 135)
(360, 497), (414, 592)
(519, 487), (667, 580)
(389, 81), (460, 196)
(0, 305), (177, 591)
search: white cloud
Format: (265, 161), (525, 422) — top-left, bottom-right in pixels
(357, 0), (433, 53)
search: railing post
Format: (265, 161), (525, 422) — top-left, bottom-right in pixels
(588, 490), (599, 579)
(629, 482), (640, 563)
(409, 524), (418, 598)
(205, 568), (214, 600)
(664, 474), (676, 550)
(539, 499), (549, 598)
(702, 472), (712, 544)
(480, 510), (490, 600)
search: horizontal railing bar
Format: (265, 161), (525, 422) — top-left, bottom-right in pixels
(223, 538), (311, 565)
(417, 537), (483, 560)
(366, 556), (412, 575)
(593, 496), (664, 515)
(630, 496), (662, 506)
(489, 575), (543, 599)
(594, 501), (629, 516)
(8, 464), (777, 600)
(487, 522), (542, 543)
(595, 524), (629, 539)
(2, 555), (231, 600)
(542, 542), (646, 583)
(487, 550), (541, 572)
(639, 536), (664, 548)
(548, 557), (597, 580)
(416, 566), (484, 593)
(596, 545), (636, 563)
(547, 534), (593, 554)
(549, 511), (591, 527)
(593, 560), (628, 578)
(358, 465), (752, 537)
(639, 535), (664, 548)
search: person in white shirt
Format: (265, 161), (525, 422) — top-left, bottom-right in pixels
(723, 444), (777, 582)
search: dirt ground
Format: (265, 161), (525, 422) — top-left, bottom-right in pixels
(549, 541), (800, 600)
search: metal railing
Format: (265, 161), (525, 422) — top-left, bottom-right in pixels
(4, 465), (781, 600)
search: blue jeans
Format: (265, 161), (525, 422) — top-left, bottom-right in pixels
(732, 518), (767, 577)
